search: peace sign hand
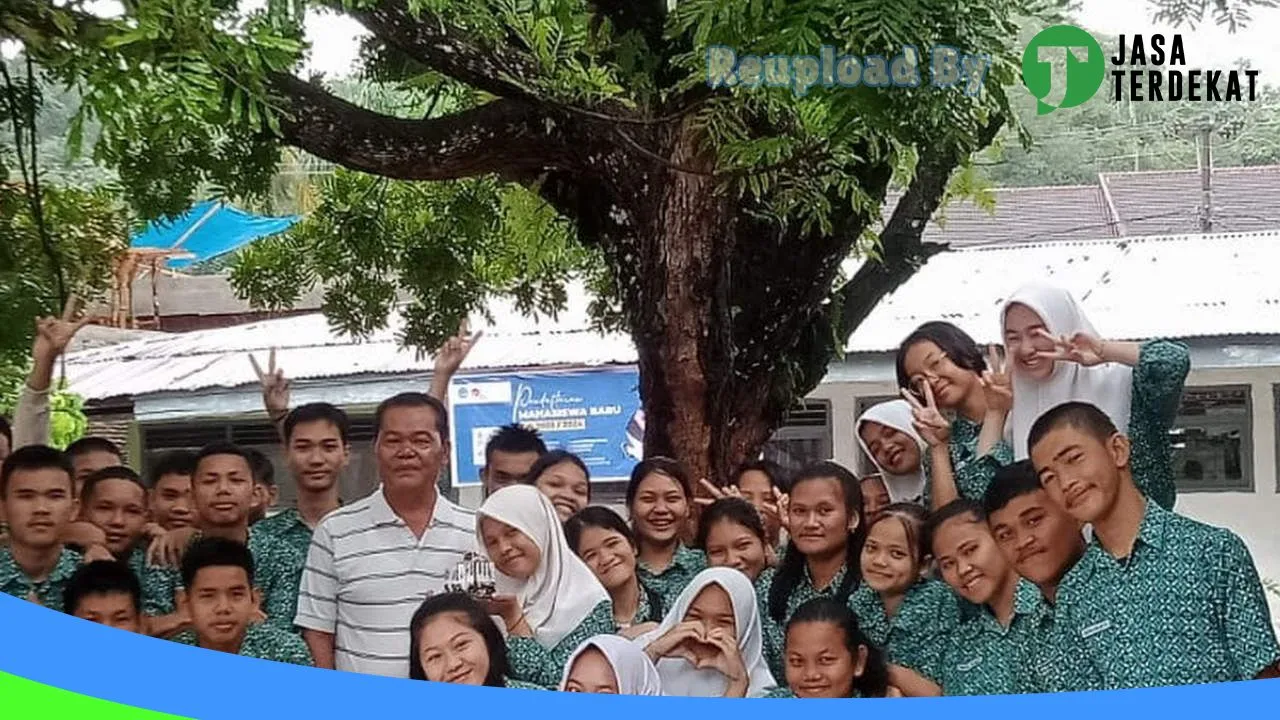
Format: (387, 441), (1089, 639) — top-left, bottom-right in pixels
(902, 384), (950, 448)
(33, 295), (92, 362)
(434, 321), (483, 377)
(980, 345), (1013, 413)
(249, 348), (290, 417)
(694, 478), (742, 507)
(1031, 329), (1106, 367)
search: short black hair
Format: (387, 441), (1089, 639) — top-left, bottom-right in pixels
(375, 392), (449, 439)
(895, 321), (987, 390)
(64, 560), (142, 615)
(734, 459), (790, 493)
(408, 592), (509, 686)
(924, 499), (986, 555)
(523, 450), (590, 499)
(148, 450), (197, 488)
(65, 436), (124, 462)
(786, 598), (890, 698)
(243, 447), (275, 487)
(483, 424), (546, 465)
(1, 444), (74, 497)
(1027, 401), (1120, 456)
(625, 457), (692, 507)
(284, 403), (351, 444)
(193, 442), (254, 476)
(181, 536), (255, 590)
(82, 466), (147, 502)
(696, 496), (767, 550)
(0, 416), (11, 449)
(983, 460), (1041, 516)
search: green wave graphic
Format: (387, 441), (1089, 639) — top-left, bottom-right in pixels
(0, 671), (191, 718)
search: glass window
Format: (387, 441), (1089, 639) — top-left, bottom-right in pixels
(1171, 386), (1252, 493)
(763, 400), (832, 476)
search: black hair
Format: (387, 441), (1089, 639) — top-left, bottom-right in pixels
(894, 321), (987, 391)
(284, 402), (351, 445)
(148, 450), (196, 488)
(924, 499), (986, 556)
(625, 457), (692, 508)
(1, 444), (74, 497)
(64, 560), (142, 616)
(193, 442), (254, 476)
(564, 506), (665, 619)
(0, 416), (11, 449)
(243, 447), (275, 487)
(484, 424), (546, 466)
(768, 460), (865, 624)
(982, 460), (1041, 517)
(734, 458), (790, 494)
(523, 450), (591, 500)
(1027, 401), (1120, 457)
(375, 392), (449, 439)
(81, 466), (147, 502)
(180, 537), (255, 590)
(786, 598), (891, 698)
(64, 436), (124, 462)
(865, 502), (931, 567)
(696, 496), (767, 550)
(408, 592), (509, 686)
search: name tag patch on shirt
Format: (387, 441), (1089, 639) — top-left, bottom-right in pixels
(1080, 619), (1112, 639)
(957, 656), (982, 672)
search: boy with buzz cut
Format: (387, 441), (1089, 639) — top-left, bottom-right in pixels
(64, 560), (143, 633)
(983, 460), (1087, 605)
(174, 537), (312, 666)
(1027, 401), (1280, 689)
(254, 403), (351, 558)
(0, 446), (83, 611)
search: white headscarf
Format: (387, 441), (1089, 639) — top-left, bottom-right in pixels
(633, 567), (775, 698)
(855, 400), (927, 504)
(1001, 282), (1134, 459)
(559, 634), (663, 696)
(476, 485), (610, 649)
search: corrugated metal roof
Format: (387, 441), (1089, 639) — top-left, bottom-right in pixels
(64, 230), (1280, 401)
(1100, 164), (1280, 237)
(882, 184), (1116, 247)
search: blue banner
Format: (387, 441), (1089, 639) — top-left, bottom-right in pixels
(448, 367), (644, 486)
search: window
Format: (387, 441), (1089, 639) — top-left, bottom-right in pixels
(763, 399), (832, 476)
(1171, 386), (1252, 493)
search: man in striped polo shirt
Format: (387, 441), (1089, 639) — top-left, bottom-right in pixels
(295, 392), (478, 677)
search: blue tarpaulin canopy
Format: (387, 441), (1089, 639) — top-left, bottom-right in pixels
(129, 201), (300, 269)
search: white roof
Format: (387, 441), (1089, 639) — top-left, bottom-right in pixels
(64, 230), (1280, 401)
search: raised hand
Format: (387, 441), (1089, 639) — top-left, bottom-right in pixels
(1031, 328), (1106, 367)
(693, 478), (742, 507)
(33, 295), (92, 362)
(249, 348), (290, 417)
(147, 526), (199, 568)
(902, 383), (950, 448)
(434, 321), (484, 378)
(702, 627), (748, 680)
(644, 620), (705, 664)
(771, 487), (790, 535)
(980, 344), (1013, 413)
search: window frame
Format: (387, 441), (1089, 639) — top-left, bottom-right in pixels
(1169, 384), (1254, 494)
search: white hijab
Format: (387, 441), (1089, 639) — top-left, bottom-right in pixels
(633, 567), (775, 698)
(559, 634), (663, 696)
(1002, 282), (1134, 459)
(855, 400), (927, 504)
(476, 485), (610, 649)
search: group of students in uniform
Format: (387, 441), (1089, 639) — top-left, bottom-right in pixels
(1, 281), (1278, 697)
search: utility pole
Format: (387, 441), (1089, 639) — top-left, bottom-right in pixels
(1196, 126), (1213, 232)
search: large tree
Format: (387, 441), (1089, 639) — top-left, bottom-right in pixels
(6, 0), (1041, 483)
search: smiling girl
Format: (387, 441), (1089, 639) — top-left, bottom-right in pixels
(763, 598), (895, 698)
(565, 506), (664, 632)
(848, 504), (959, 689)
(627, 458), (706, 609)
(697, 497), (771, 583)
(857, 400), (928, 508)
(475, 485), (614, 688)
(408, 592), (543, 689)
(524, 451), (591, 522)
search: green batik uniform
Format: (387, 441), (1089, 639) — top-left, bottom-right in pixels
(1127, 340), (1190, 511)
(252, 508), (315, 560)
(506, 600), (615, 688)
(756, 561), (856, 682)
(847, 579), (960, 680)
(0, 547), (82, 612)
(123, 546), (180, 616)
(922, 416), (1013, 503)
(504, 679), (546, 690)
(617, 585), (661, 631)
(173, 622), (313, 666)
(1031, 501), (1279, 690)
(245, 527), (305, 632)
(936, 580), (1044, 696)
(763, 686), (863, 698)
(637, 544), (706, 611)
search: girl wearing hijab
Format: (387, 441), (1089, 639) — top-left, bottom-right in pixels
(857, 400), (929, 507)
(763, 598), (896, 698)
(636, 567), (776, 697)
(560, 634), (663, 695)
(1000, 282), (1189, 510)
(565, 506), (664, 633)
(476, 485), (615, 688)
(523, 450), (591, 522)
(897, 321), (1014, 506)
(408, 592), (544, 690)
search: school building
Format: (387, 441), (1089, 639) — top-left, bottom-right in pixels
(58, 176), (1280, 625)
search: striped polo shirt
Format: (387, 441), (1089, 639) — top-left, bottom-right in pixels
(294, 486), (478, 677)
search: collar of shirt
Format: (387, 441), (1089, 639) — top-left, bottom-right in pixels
(0, 546), (81, 592)
(1086, 497), (1168, 572)
(964, 578), (1044, 637)
(641, 544), (699, 575)
(801, 560), (847, 594)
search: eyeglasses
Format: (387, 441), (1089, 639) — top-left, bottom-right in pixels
(909, 351), (952, 387)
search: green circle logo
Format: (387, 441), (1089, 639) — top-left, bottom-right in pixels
(1022, 24), (1105, 114)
